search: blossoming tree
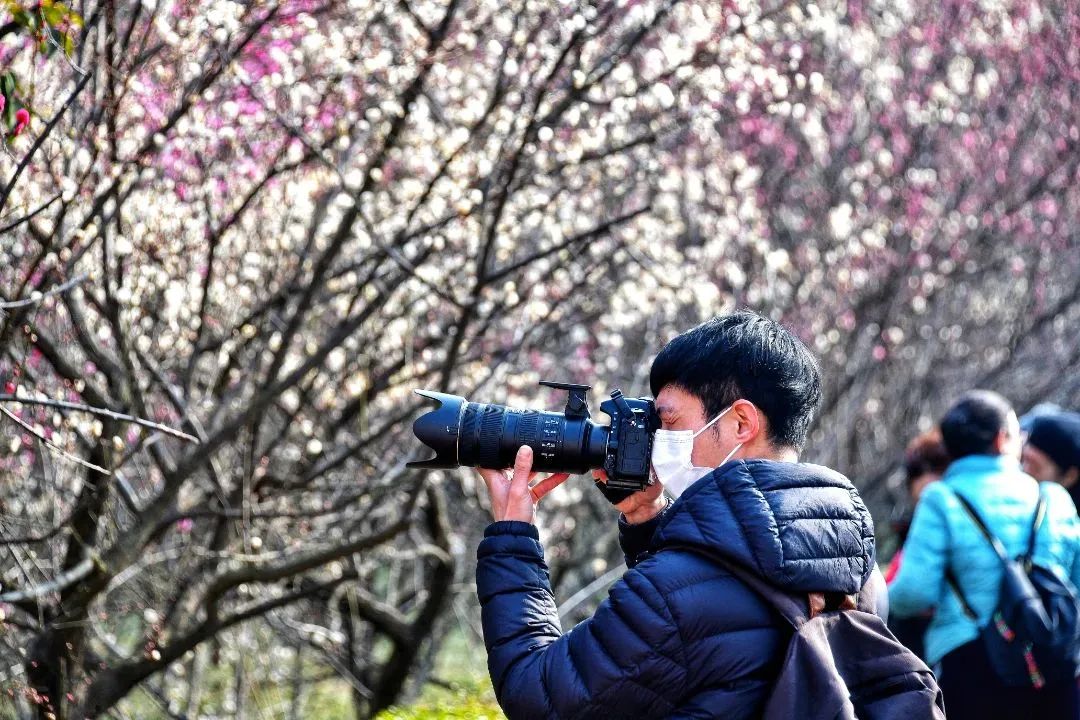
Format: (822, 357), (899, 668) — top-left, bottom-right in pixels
(1, 0), (1079, 717)
(0, 0), (740, 716)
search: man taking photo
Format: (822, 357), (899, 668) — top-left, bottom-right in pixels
(473, 311), (881, 718)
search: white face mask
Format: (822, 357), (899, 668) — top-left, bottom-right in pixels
(651, 405), (744, 499)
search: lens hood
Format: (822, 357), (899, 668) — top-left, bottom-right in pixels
(407, 390), (467, 469)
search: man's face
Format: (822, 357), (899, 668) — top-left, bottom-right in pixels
(1022, 443), (1064, 483)
(654, 385), (737, 468)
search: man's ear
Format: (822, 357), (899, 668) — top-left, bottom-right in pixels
(992, 428), (1011, 454)
(729, 399), (763, 445)
(1063, 467), (1080, 490)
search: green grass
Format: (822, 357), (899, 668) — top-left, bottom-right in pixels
(0, 626), (499, 719)
(376, 626), (503, 720)
(375, 676), (503, 720)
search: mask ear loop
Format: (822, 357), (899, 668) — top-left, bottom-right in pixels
(692, 405), (742, 466)
(720, 442), (744, 466)
(692, 405), (732, 438)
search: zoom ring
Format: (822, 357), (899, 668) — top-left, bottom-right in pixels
(476, 405), (505, 468)
(458, 403), (483, 466)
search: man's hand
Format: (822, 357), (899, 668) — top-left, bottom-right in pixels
(478, 446), (570, 524)
(593, 470), (667, 524)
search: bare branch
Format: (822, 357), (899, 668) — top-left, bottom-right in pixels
(0, 394), (199, 443)
(0, 404), (110, 474)
(0, 557), (96, 603)
(0, 274), (89, 314)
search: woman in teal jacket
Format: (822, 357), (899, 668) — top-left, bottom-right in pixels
(890, 391), (1080, 720)
(890, 455), (1080, 661)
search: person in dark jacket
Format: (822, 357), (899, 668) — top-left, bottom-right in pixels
(1022, 410), (1080, 508)
(475, 311), (879, 719)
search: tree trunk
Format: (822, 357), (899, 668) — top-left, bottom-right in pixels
(26, 629), (67, 720)
(367, 486), (455, 717)
(288, 643), (305, 720)
(184, 645), (205, 718)
(233, 648), (247, 720)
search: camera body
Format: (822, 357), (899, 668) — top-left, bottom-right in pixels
(408, 380), (660, 493)
(597, 391), (659, 492)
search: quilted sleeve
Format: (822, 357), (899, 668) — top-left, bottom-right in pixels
(476, 521), (688, 720)
(889, 483), (950, 616)
(1040, 482), (1080, 588)
(618, 502), (669, 568)
(1070, 523), (1080, 591)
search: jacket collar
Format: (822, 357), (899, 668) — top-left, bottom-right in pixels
(943, 454), (1021, 479)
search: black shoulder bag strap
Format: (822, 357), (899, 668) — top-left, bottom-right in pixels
(1022, 491), (1049, 572)
(943, 486), (1047, 620)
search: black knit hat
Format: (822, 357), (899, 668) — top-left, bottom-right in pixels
(1027, 412), (1080, 472)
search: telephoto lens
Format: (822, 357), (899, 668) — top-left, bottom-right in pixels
(408, 382), (609, 474)
(408, 381), (659, 494)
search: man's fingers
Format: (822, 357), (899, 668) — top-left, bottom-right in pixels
(512, 446), (534, 488)
(642, 478), (664, 500)
(478, 467), (504, 492)
(614, 485), (656, 513)
(592, 469), (609, 484)
(530, 473), (570, 502)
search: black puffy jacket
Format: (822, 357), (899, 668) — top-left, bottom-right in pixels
(476, 459), (877, 719)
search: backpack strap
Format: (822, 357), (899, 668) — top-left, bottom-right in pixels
(944, 569), (979, 620)
(1022, 492), (1048, 570)
(941, 485), (1001, 620)
(948, 490), (1010, 562)
(942, 485), (1047, 619)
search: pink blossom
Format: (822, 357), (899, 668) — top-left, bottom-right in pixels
(13, 108), (29, 136)
(0, 94), (5, 115)
(1037, 197), (1058, 219)
(176, 518), (194, 533)
(739, 117), (764, 134)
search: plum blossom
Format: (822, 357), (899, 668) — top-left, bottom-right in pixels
(13, 108), (30, 136)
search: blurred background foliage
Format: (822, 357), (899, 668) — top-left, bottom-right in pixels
(0, 0), (1078, 717)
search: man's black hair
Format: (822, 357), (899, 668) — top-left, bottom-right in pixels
(939, 390), (1014, 459)
(649, 310), (822, 449)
